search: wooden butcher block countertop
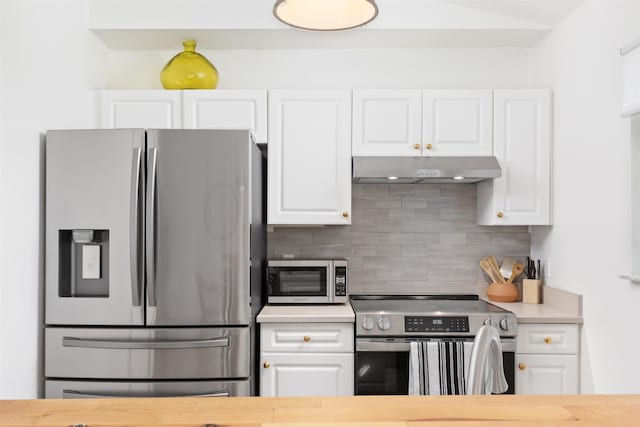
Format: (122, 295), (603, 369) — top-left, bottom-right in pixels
(2, 395), (640, 427)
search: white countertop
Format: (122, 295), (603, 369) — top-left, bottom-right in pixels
(257, 302), (355, 323)
(480, 285), (583, 324)
(486, 300), (583, 324)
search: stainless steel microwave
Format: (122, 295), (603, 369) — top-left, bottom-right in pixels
(266, 259), (348, 304)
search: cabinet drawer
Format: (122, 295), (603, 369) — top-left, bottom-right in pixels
(517, 324), (579, 354)
(261, 323), (353, 353)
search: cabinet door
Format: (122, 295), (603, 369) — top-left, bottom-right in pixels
(96, 90), (181, 129)
(260, 352), (354, 397)
(477, 90), (552, 225)
(515, 354), (578, 395)
(268, 90), (351, 225)
(182, 90), (268, 143)
(422, 90), (493, 156)
(352, 90), (422, 156)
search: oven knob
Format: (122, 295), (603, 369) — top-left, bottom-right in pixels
(499, 317), (511, 331)
(378, 317), (391, 331)
(362, 316), (375, 330)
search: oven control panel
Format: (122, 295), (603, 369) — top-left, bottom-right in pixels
(405, 316), (469, 333)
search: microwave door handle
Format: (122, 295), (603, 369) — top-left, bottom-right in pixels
(129, 147), (143, 307)
(329, 263), (336, 303)
(146, 147), (158, 307)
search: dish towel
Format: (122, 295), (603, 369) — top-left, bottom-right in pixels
(408, 340), (473, 395)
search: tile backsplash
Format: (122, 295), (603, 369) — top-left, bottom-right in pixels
(267, 184), (530, 295)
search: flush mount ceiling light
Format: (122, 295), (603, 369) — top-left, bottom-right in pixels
(273, 0), (378, 31)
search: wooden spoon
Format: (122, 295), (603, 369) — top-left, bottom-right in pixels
(489, 256), (501, 276)
(506, 261), (525, 284)
(480, 258), (505, 284)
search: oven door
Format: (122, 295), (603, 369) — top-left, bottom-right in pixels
(355, 339), (411, 395)
(355, 338), (515, 395)
(267, 261), (333, 303)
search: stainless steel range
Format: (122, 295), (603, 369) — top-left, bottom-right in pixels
(351, 295), (517, 395)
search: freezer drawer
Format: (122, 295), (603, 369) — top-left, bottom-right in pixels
(45, 379), (249, 398)
(45, 327), (250, 379)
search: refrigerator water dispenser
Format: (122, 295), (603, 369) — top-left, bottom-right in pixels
(58, 229), (110, 297)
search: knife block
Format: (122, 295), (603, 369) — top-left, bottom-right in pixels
(523, 279), (543, 304)
(487, 281), (518, 302)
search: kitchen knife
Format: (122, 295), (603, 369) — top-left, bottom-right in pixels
(536, 259), (541, 280)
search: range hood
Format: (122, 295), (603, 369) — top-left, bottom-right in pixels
(352, 156), (501, 184)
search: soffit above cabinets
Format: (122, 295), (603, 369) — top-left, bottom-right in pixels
(89, 0), (584, 50)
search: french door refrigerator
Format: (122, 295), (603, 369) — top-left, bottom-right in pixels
(44, 129), (265, 398)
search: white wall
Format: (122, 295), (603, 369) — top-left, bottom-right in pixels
(0, 0), (107, 398)
(530, 0), (640, 393)
(106, 47), (533, 89)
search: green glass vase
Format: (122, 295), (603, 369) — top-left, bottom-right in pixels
(160, 40), (218, 90)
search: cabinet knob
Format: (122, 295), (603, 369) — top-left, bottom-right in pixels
(544, 336), (552, 344)
(303, 335), (311, 342)
(497, 212), (504, 218)
(425, 143), (433, 150)
(412, 143), (420, 150)
(518, 363), (527, 371)
(342, 211), (349, 218)
(263, 362), (270, 368)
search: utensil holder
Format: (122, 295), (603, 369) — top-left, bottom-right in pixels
(523, 279), (542, 304)
(487, 281), (518, 302)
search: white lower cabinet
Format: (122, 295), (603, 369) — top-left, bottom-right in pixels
(515, 324), (579, 394)
(260, 352), (354, 397)
(260, 323), (354, 397)
(515, 354), (578, 395)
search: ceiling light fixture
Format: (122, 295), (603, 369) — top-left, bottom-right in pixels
(453, 176), (465, 180)
(387, 176), (399, 180)
(273, 0), (378, 31)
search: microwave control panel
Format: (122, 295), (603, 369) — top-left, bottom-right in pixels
(334, 266), (347, 296)
(404, 316), (469, 333)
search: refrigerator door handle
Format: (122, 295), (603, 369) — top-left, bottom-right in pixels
(129, 147), (143, 307)
(62, 336), (230, 349)
(62, 389), (230, 399)
(146, 147), (158, 307)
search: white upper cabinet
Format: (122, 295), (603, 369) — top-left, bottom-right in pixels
(352, 90), (422, 156)
(352, 90), (492, 157)
(422, 90), (493, 156)
(182, 90), (268, 142)
(478, 90), (552, 225)
(96, 90), (181, 129)
(268, 90), (352, 225)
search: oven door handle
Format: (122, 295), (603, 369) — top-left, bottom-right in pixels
(356, 339), (412, 352)
(356, 338), (516, 352)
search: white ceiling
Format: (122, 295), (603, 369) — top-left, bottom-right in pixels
(441, 0), (585, 26)
(89, 0), (587, 49)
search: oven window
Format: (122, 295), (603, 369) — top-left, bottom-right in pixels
(502, 351), (515, 395)
(268, 267), (327, 296)
(355, 351), (409, 395)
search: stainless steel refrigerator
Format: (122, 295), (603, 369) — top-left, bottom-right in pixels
(44, 129), (265, 398)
